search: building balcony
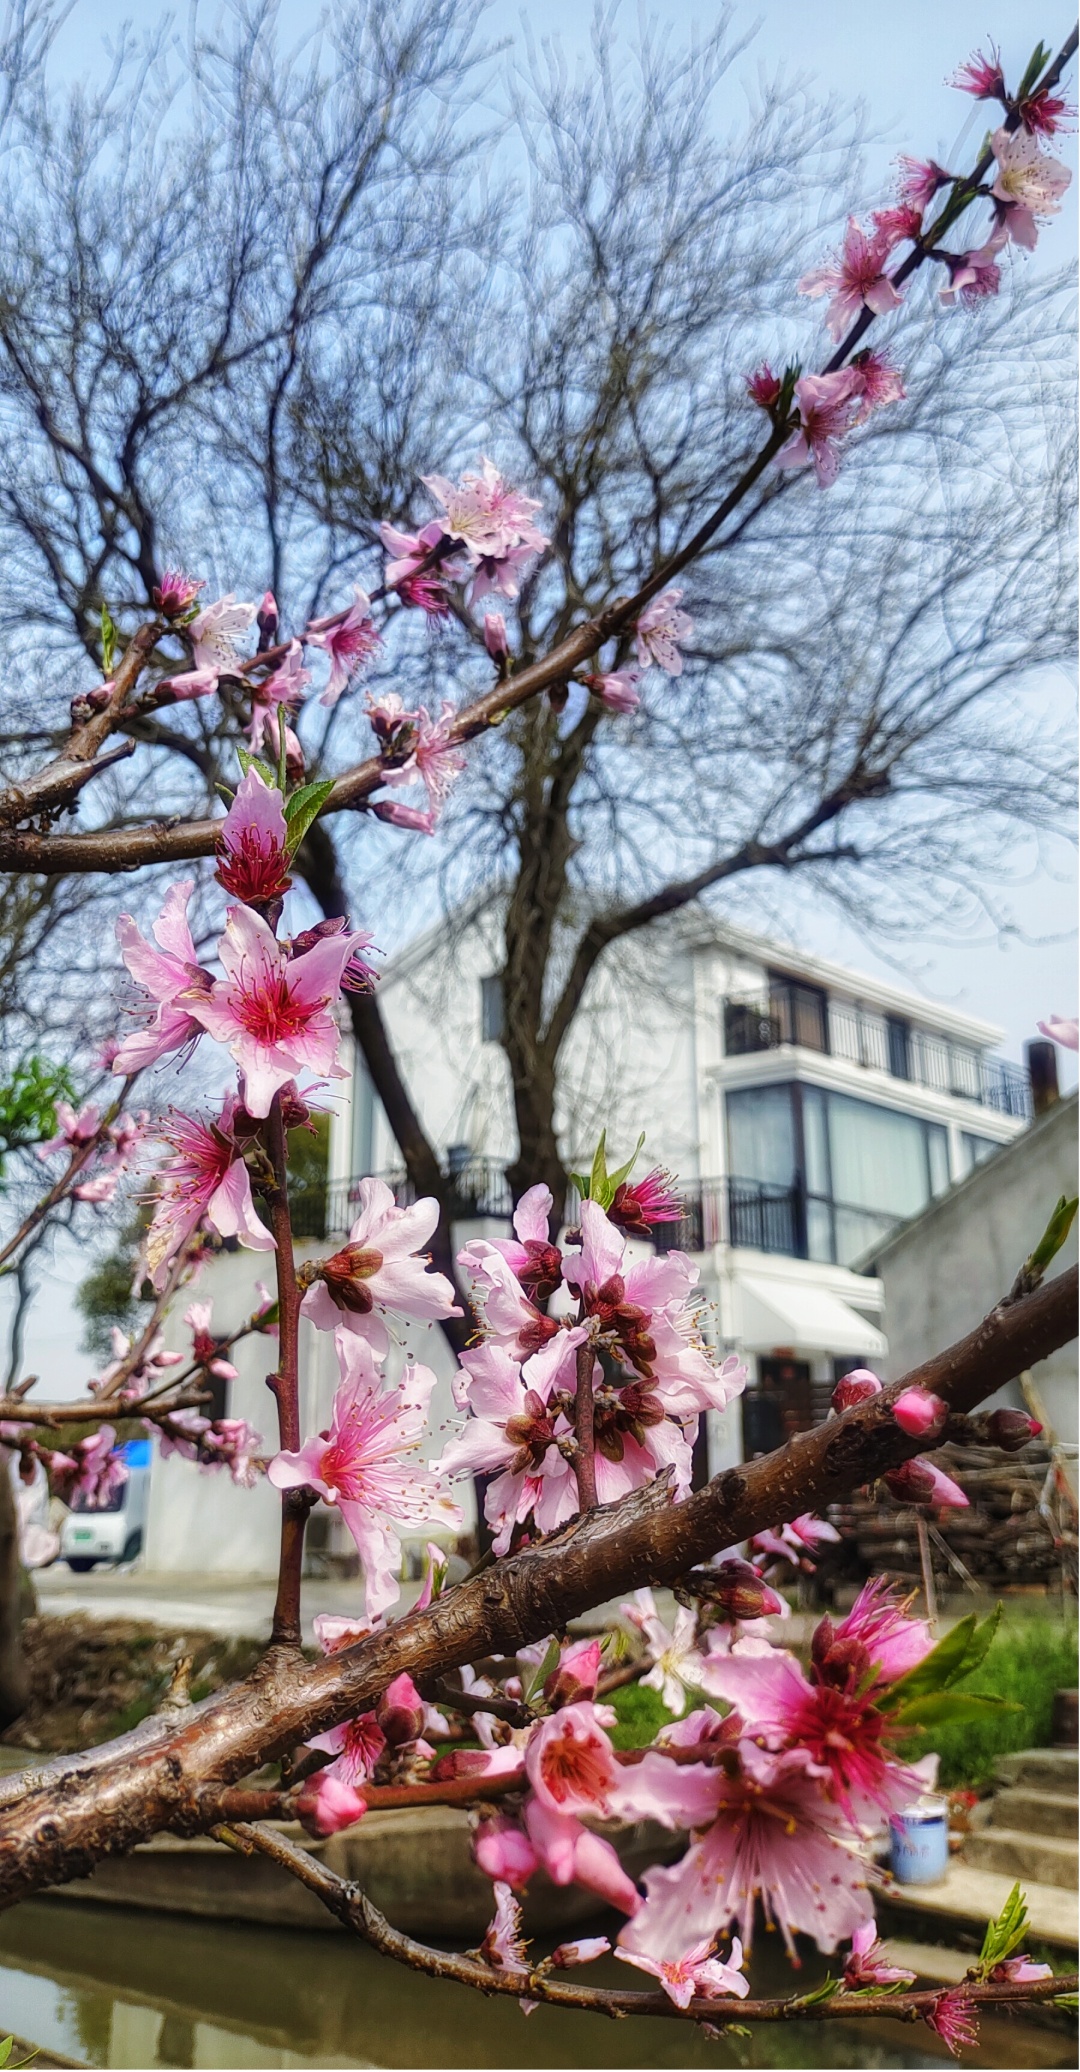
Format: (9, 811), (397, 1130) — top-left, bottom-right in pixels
(723, 993), (1031, 1120)
(289, 1160), (898, 1269)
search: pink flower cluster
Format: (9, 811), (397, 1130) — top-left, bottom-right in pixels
(438, 1186), (747, 1553)
(36, 1100), (148, 1205)
(46, 1426), (128, 1510)
(416, 456), (549, 605)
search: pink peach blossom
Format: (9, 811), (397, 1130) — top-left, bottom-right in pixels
(473, 1815), (540, 1889)
(776, 370), (860, 487)
(481, 1883), (537, 2012)
(832, 1367), (882, 1410)
(247, 640), (311, 755)
(618, 1737), (874, 1959)
(585, 668), (641, 714)
(153, 569), (204, 618)
(895, 157), (953, 210)
(634, 589), (692, 675)
(296, 1771), (367, 1837)
(798, 218), (902, 340)
(886, 1456), (968, 1507)
(938, 238), (1004, 306)
(305, 586), (382, 706)
(616, 1935), (748, 2009)
(848, 350), (906, 423)
(216, 767), (292, 904)
(523, 1797), (642, 1916)
(892, 1387), (948, 1439)
(551, 1937), (611, 1968)
(36, 1101), (102, 1158)
(745, 362), (782, 409)
(113, 881), (211, 1073)
(991, 127), (1071, 250)
(830, 1577), (932, 1685)
(924, 1988), (978, 2055)
(268, 1335), (461, 1616)
(380, 700), (466, 827)
(145, 1095), (275, 1289)
(949, 45), (1005, 102)
(844, 1920), (916, 1988)
(300, 1175), (460, 1356)
(184, 1299), (238, 1380)
(189, 902), (359, 1116)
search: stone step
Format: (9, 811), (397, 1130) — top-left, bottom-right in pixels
(989, 1784), (1079, 1835)
(965, 1824), (1078, 1891)
(994, 1747), (1078, 1792)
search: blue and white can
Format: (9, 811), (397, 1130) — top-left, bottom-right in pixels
(889, 1796), (950, 1885)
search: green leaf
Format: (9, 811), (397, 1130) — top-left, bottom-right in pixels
(522, 1636), (561, 1705)
(1053, 1993), (1079, 2011)
(605, 1133), (646, 1198)
(957, 1603), (1003, 1682)
(1023, 1196), (1079, 1285)
(0, 2039), (13, 2066)
(100, 601), (116, 676)
(284, 778), (336, 854)
(568, 1171), (590, 1202)
(588, 1131), (610, 1205)
(790, 1976), (839, 2009)
(890, 1691), (1020, 1733)
(1016, 43), (1052, 101)
(277, 711), (288, 793)
(236, 747), (278, 788)
(880, 1615), (979, 1710)
(978, 1881), (1030, 1975)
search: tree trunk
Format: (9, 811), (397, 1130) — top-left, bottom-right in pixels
(0, 1460), (30, 1729)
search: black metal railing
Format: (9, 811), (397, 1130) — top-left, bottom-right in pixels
(287, 1155), (517, 1242)
(724, 995), (1031, 1119)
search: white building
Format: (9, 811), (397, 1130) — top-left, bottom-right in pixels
(333, 903), (1030, 1463)
(138, 903), (1032, 1578)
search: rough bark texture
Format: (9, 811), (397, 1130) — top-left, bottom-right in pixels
(0, 1460), (30, 1728)
(0, 1265), (1072, 1907)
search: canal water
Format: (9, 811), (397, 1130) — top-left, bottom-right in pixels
(0, 1899), (1072, 2071)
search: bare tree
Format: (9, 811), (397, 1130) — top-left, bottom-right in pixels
(0, 1), (1073, 1236)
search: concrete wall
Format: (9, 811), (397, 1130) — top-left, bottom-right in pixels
(872, 1093), (1078, 1442)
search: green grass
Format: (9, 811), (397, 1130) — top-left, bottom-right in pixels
(899, 1616), (1078, 1789)
(606, 1678), (675, 1749)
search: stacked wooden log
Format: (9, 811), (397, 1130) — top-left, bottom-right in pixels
(827, 1442), (1078, 1593)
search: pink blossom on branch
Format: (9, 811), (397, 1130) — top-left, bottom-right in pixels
(871, 202), (924, 249)
(184, 1300), (238, 1381)
(843, 1920), (916, 1989)
(924, 1988), (979, 2056)
(745, 362), (783, 410)
(144, 1095), (275, 1289)
(797, 218), (902, 341)
(421, 456), (547, 563)
(248, 640), (311, 755)
(618, 1737), (875, 1960)
(152, 569), (204, 619)
(300, 1175), (461, 1355)
(296, 1771), (367, 1837)
(160, 593), (256, 698)
(36, 1101), (102, 1158)
(189, 902), (360, 1117)
(937, 238), (1005, 307)
(379, 700), (466, 829)
(48, 1426), (128, 1510)
(215, 766), (292, 905)
(891, 1386), (947, 1439)
(832, 1366), (882, 1411)
(304, 587), (382, 707)
(616, 1935), (748, 2009)
(113, 881), (212, 1073)
(885, 1456), (969, 1507)
(949, 44), (1006, 103)
(634, 589), (692, 675)
(895, 156), (953, 210)
(584, 668), (641, 714)
(775, 370), (860, 488)
(829, 1576), (933, 1684)
(268, 1334), (461, 1617)
(1020, 87), (1075, 138)
(991, 127), (1072, 249)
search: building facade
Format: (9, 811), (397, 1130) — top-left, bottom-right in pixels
(328, 905), (1031, 1471)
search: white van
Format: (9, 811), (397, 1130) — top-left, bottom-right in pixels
(59, 1438), (152, 1572)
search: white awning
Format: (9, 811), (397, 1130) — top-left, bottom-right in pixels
(736, 1275), (886, 1359)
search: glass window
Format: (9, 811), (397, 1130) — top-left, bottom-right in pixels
(927, 1124), (950, 1197)
(802, 1087), (830, 1196)
(480, 974), (504, 1043)
(806, 1196), (834, 1263)
(826, 1091), (929, 1219)
(960, 1131), (1000, 1177)
(726, 1086), (796, 1186)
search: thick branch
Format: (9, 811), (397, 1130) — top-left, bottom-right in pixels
(0, 1266), (1072, 1906)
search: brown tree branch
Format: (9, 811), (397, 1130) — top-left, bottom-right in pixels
(218, 1820), (1078, 2027)
(0, 1264), (1072, 1908)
